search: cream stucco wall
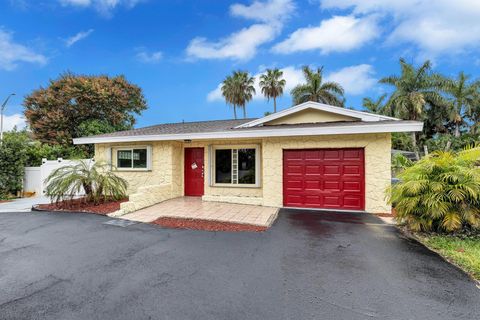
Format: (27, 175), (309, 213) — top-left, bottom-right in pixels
(261, 133), (391, 213)
(94, 133), (391, 213)
(265, 108), (358, 125)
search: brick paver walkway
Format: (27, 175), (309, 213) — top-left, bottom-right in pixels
(119, 197), (279, 227)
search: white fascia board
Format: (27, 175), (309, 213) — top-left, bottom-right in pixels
(73, 121), (423, 145)
(236, 101), (398, 128)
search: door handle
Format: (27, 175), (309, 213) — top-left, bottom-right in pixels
(201, 165), (204, 178)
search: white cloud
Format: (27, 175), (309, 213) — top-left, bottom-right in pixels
(186, 0), (295, 61)
(2, 113), (26, 131)
(320, 0), (480, 58)
(60, 0), (141, 16)
(325, 64), (376, 95)
(207, 64), (377, 102)
(136, 49), (163, 63)
(65, 29), (94, 47)
(187, 24), (278, 61)
(0, 29), (47, 71)
(230, 0), (295, 23)
(207, 65), (304, 102)
(272, 15), (379, 54)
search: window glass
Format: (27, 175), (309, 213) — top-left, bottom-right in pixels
(117, 150), (132, 168)
(133, 149), (147, 168)
(238, 149), (256, 184)
(215, 149), (232, 183)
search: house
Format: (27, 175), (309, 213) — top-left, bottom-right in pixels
(73, 101), (423, 215)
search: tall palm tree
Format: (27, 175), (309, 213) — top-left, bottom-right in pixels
(380, 58), (446, 158)
(290, 66), (345, 106)
(221, 75), (238, 119)
(441, 72), (479, 137)
(231, 71), (256, 119)
(259, 68), (286, 113)
(362, 94), (387, 114)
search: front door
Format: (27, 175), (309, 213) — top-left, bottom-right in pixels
(184, 147), (205, 196)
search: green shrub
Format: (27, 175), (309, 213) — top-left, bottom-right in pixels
(45, 161), (128, 204)
(0, 131), (29, 198)
(424, 133), (480, 152)
(387, 146), (480, 233)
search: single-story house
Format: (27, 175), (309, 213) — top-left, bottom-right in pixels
(73, 101), (423, 215)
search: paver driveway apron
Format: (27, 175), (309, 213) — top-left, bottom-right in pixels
(119, 197), (279, 227)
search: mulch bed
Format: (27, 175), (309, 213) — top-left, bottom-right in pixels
(375, 208), (398, 218)
(0, 200), (12, 203)
(151, 217), (268, 232)
(34, 197), (128, 215)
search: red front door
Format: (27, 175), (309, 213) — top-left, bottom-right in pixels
(283, 148), (365, 210)
(184, 147), (204, 196)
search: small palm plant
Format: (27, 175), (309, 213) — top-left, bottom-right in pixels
(387, 146), (480, 232)
(44, 161), (128, 204)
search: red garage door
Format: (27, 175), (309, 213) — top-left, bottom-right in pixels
(283, 148), (365, 210)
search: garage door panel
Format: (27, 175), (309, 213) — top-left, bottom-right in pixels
(283, 148), (365, 210)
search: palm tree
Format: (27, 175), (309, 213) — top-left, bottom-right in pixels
(440, 72), (479, 137)
(221, 75), (238, 119)
(221, 71), (256, 119)
(290, 66), (345, 106)
(259, 68), (286, 113)
(232, 71), (256, 119)
(380, 58), (446, 158)
(362, 94), (387, 114)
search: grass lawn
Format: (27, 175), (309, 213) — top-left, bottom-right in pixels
(418, 235), (480, 281)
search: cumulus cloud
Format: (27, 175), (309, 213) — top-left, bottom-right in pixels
(2, 113), (26, 131)
(325, 64), (376, 95)
(187, 24), (278, 61)
(320, 0), (480, 58)
(230, 0), (295, 23)
(186, 0), (295, 61)
(0, 29), (47, 70)
(272, 15), (379, 54)
(59, 0), (141, 16)
(135, 48), (163, 63)
(207, 64), (377, 102)
(65, 29), (94, 47)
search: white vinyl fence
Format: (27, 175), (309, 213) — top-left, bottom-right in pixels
(23, 158), (94, 197)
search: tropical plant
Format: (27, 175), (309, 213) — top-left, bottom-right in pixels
(380, 58), (447, 158)
(259, 68), (286, 113)
(44, 161), (128, 204)
(362, 94), (387, 114)
(387, 146), (480, 233)
(0, 130), (29, 198)
(291, 66), (344, 106)
(440, 72), (479, 137)
(391, 153), (413, 176)
(221, 71), (256, 119)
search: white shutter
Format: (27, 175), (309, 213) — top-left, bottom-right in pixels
(146, 146), (153, 170)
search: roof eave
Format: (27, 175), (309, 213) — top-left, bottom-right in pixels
(73, 121), (423, 145)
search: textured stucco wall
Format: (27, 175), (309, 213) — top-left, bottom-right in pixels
(94, 133), (391, 213)
(262, 133), (391, 213)
(95, 141), (175, 194)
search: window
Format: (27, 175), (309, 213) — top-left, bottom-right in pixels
(117, 148), (148, 169)
(213, 147), (258, 186)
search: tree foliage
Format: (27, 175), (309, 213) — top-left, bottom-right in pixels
(45, 161), (128, 204)
(291, 66), (344, 106)
(0, 131), (29, 198)
(259, 68), (286, 113)
(221, 71), (255, 119)
(388, 146), (480, 233)
(23, 72), (147, 151)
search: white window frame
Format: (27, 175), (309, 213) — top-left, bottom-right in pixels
(210, 144), (260, 188)
(114, 146), (152, 171)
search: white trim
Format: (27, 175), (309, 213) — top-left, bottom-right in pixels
(74, 121), (423, 145)
(235, 101), (399, 128)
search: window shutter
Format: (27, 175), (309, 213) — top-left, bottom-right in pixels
(105, 147), (112, 169)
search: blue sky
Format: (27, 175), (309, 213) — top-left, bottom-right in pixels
(2, 0), (480, 130)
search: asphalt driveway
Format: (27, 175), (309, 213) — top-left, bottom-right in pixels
(0, 209), (479, 320)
